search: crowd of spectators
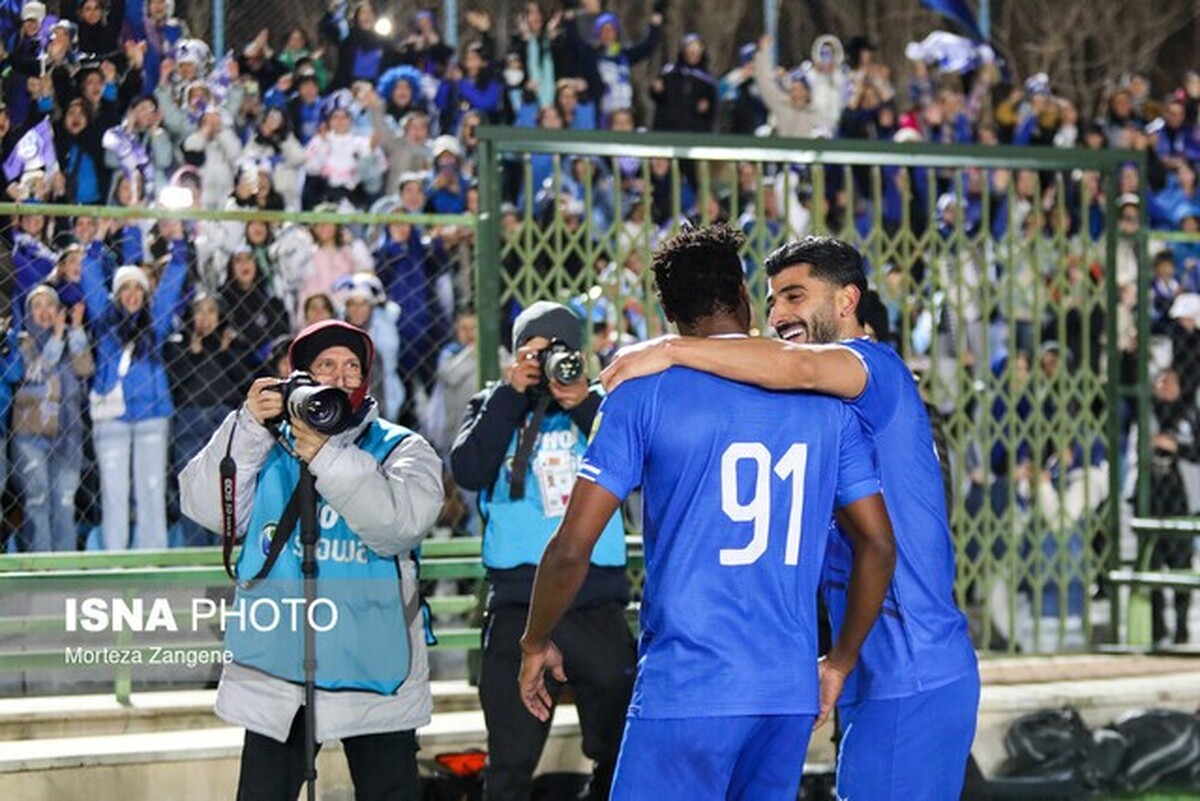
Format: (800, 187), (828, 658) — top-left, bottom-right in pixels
(0, 0), (1196, 592)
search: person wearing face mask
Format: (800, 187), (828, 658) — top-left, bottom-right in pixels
(81, 233), (187, 550)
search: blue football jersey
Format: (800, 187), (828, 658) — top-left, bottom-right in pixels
(579, 365), (880, 719)
(823, 338), (978, 703)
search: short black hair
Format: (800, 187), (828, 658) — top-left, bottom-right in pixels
(763, 236), (869, 322)
(651, 224), (745, 326)
(859, 288), (891, 344)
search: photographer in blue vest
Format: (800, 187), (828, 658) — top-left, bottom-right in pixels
(180, 319), (444, 801)
(450, 301), (635, 801)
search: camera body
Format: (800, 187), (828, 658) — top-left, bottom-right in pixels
(265, 371), (354, 436)
(538, 339), (585, 387)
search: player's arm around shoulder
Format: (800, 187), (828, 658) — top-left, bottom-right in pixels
(601, 334), (866, 397)
(310, 430), (445, 557)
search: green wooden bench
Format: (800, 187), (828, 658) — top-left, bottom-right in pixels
(1106, 517), (1200, 651)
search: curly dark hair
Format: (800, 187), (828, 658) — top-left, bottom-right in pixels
(651, 224), (746, 326)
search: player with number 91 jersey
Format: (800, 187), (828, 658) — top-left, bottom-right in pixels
(578, 366), (881, 719)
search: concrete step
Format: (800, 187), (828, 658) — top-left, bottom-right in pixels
(0, 706), (591, 801)
(1, 655), (1197, 799)
(0, 680), (480, 741)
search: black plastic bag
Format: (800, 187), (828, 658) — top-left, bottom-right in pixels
(1107, 708), (1200, 792)
(1000, 707), (1096, 782)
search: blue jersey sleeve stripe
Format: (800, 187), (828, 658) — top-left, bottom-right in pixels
(578, 465), (631, 501)
(578, 463), (602, 479)
(841, 341), (871, 403)
(835, 478), (882, 510)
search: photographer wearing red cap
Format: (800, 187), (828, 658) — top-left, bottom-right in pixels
(180, 319), (443, 800)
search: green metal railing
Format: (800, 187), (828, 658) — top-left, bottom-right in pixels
(477, 127), (1148, 653)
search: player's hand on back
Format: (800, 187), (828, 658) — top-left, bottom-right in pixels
(600, 334), (680, 392)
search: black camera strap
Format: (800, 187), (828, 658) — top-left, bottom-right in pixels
(509, 392), (552, 501)
(220, 410), (242, 582)
(242, 485), (304, 589)
(220, 410), (307, 586)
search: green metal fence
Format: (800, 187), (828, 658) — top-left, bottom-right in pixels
(476, 127), (1147, 653)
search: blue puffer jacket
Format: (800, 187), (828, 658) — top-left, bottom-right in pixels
(0, 328), (25, 435)
(82, 238), (187, 422)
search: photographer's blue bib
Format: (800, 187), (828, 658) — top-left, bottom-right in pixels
(226, 420), (413, 695)
(479, 408), (626, 570)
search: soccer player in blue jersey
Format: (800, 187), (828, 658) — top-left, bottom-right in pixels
(602, 235), (981, 800)
(518, 226), (897, 800)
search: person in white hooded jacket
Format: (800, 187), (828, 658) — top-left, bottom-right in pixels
(179, 319), (443, 800)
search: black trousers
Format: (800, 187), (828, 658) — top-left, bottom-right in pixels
(236, 707), (420, 801)
(479, 602), (637, 801)
(1151, 535), (1194, 644)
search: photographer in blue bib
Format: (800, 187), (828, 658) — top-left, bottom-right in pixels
(180, 319), (444, 801)
(450, 302), (636, 801)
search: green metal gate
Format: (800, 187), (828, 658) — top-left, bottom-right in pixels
(475, 128), (1145, 654)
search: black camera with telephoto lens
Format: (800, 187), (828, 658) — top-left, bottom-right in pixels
(538, 339), (585, 386)
(265, 372), (354, 436)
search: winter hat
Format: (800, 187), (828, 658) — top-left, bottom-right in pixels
(593, 12), (619, 38)
(21, 1), (46, 24)
(321, 88), (354, 120)
(334, 272), (386, 306)
(431, 134), (463, 159)
(512, 301), (582, 352)
(288, 319), (375, 411)
(25, 283), (60, 314)
(112, 264), (150, 297)
(56, 241), (83, 263)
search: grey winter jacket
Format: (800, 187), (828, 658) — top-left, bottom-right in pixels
(179, 400), (444, 742)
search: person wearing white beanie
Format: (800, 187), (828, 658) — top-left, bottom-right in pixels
(20, 1), (46, 26)
(12, 285), (93, 552)
(82, 238), (187, 550)
(111, 264), (150, 297)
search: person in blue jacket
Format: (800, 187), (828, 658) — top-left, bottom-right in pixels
(81, 227), (186, 549)
(0, 314), (26, 541)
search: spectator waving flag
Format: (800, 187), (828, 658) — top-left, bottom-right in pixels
(905, 31), (994, 75)
(3, 118), (57, 182)
(208, 51), (237, 105)
(921, 0), (985, 41)
(101, 125), (153, 196)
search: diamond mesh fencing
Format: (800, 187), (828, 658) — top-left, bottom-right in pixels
(0, 203), (474, 554)
(477, 128), (1143, 653)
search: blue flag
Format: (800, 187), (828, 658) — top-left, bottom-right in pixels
(921, 0), (985, 41)
(3, 118), (56, 182)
